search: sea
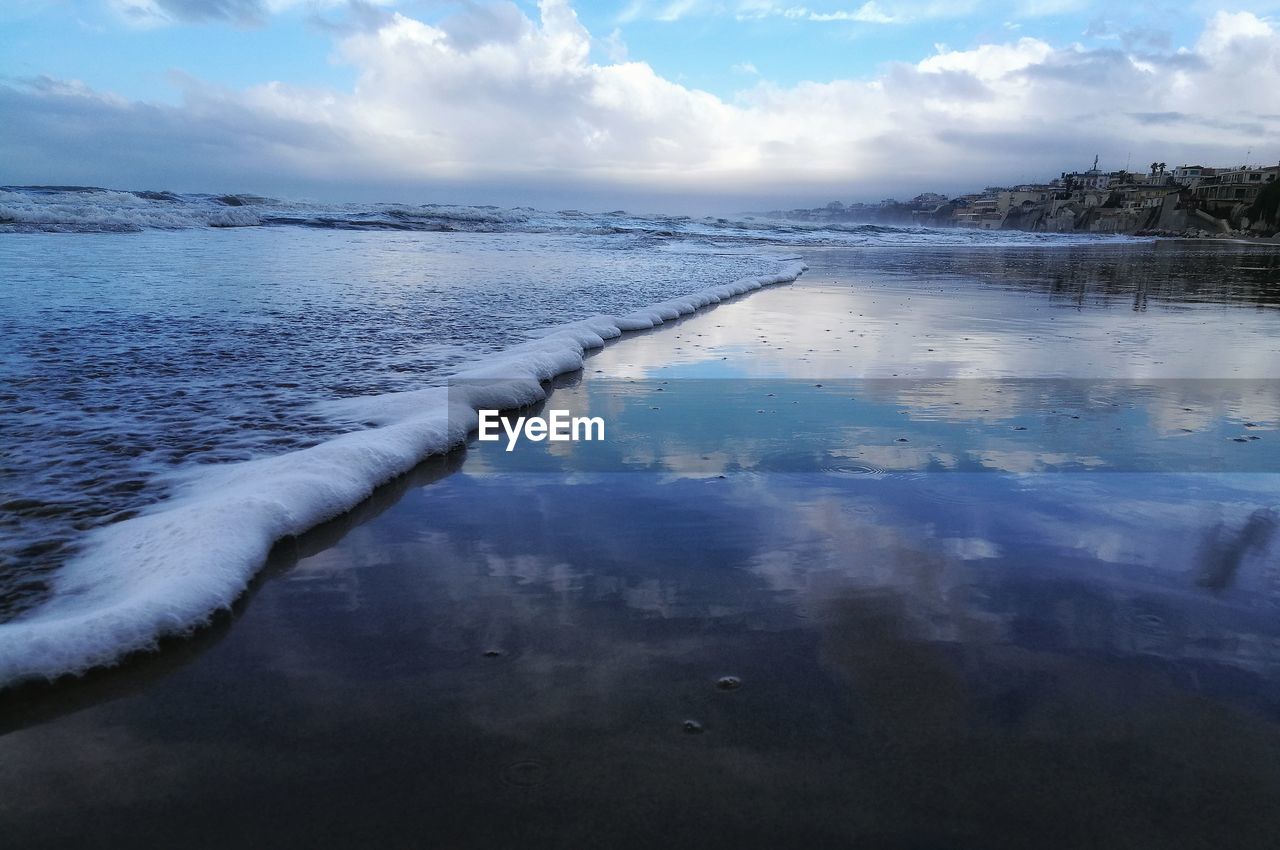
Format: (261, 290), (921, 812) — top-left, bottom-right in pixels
(0, 183), (1245, 686)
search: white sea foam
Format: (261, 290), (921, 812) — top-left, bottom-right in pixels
(0, 261), (807, 686)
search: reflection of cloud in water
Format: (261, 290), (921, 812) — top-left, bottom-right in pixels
(714, 471), (1280, 672)
(941, 537), (1002, 560)
(971, 448), (1107, 472)
(595, 251), (1280, 384)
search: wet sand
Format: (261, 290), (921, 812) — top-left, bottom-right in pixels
(4, 241), (1280, 848)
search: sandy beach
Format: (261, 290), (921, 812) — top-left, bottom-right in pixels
(3, 240), (1280, 847)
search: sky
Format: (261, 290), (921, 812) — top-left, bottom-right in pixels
(2, 0), (1280, 211)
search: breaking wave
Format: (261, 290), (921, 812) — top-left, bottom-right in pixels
(0, 261), (807, 686)
(0, 185), (1131, 247)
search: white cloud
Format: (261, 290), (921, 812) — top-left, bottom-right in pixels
(1015, 0), (1092, 16)
(4, 2), (1280, 205)
(803, 1), (976, 24)
(1198, 8), (1274, 49)
(624, 0), (975, 24)
(600, 26), (629, 62)
(807, 2), (898, 23)
(107, 0), (384, 27)
(109, 0), (268, 26)
(916, 37), (1055, 78)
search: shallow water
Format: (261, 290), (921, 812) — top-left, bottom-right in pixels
(3, 241), (1280, 848)
(0, 206), (1120, 648)
(0, 227), (779, 618)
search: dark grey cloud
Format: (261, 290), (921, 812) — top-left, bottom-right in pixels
(1144, 51), (1209, 72)
(0, 77), (346, 191)
(0, 77), (781, 213)
(1128, 110), (1268, 136)
(1016, 48), (1136, 87)
(883, 64), (994, 103)
(933, 127), (1111, 161)
(1127, 111), (1187, 125)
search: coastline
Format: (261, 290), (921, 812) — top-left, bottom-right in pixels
(0, 260), (807, 688)
(3, 241), (1280, 848)
(9, 2), (1280, 845)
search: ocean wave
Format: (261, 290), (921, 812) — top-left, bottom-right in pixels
(0, 186), (1139, 247)
(0, 188), (263, 232)
(388, 204), (531, 224)
(0, 260), (807, 687)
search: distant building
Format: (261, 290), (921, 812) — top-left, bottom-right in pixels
(996, 186), (1053, 213)
(1061, 156), (1112, 191)
(909, 192), (948, 208)
(1172, 165), (1215, 187)
(1059, 170), (1108, 191)
(1192, 165), (1279, 205)
(954, 193), (1002, 229)
(1113, 183), (1179, 211)
(783, 153), (1277, 234)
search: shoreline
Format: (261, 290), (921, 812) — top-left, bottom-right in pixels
(0, 261), (806, 689)
(3, 242), (1280, 848)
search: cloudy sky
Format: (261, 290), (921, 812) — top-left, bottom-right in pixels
(2, 0), (1280, 210)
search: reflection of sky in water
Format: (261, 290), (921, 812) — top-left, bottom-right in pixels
(394, 470), (1280, 673)
(607, 243), (1280, 382)
(6, 242), (1280, 847)
(463, 378), (1280, 474)
(10, 462), (1276, 845)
